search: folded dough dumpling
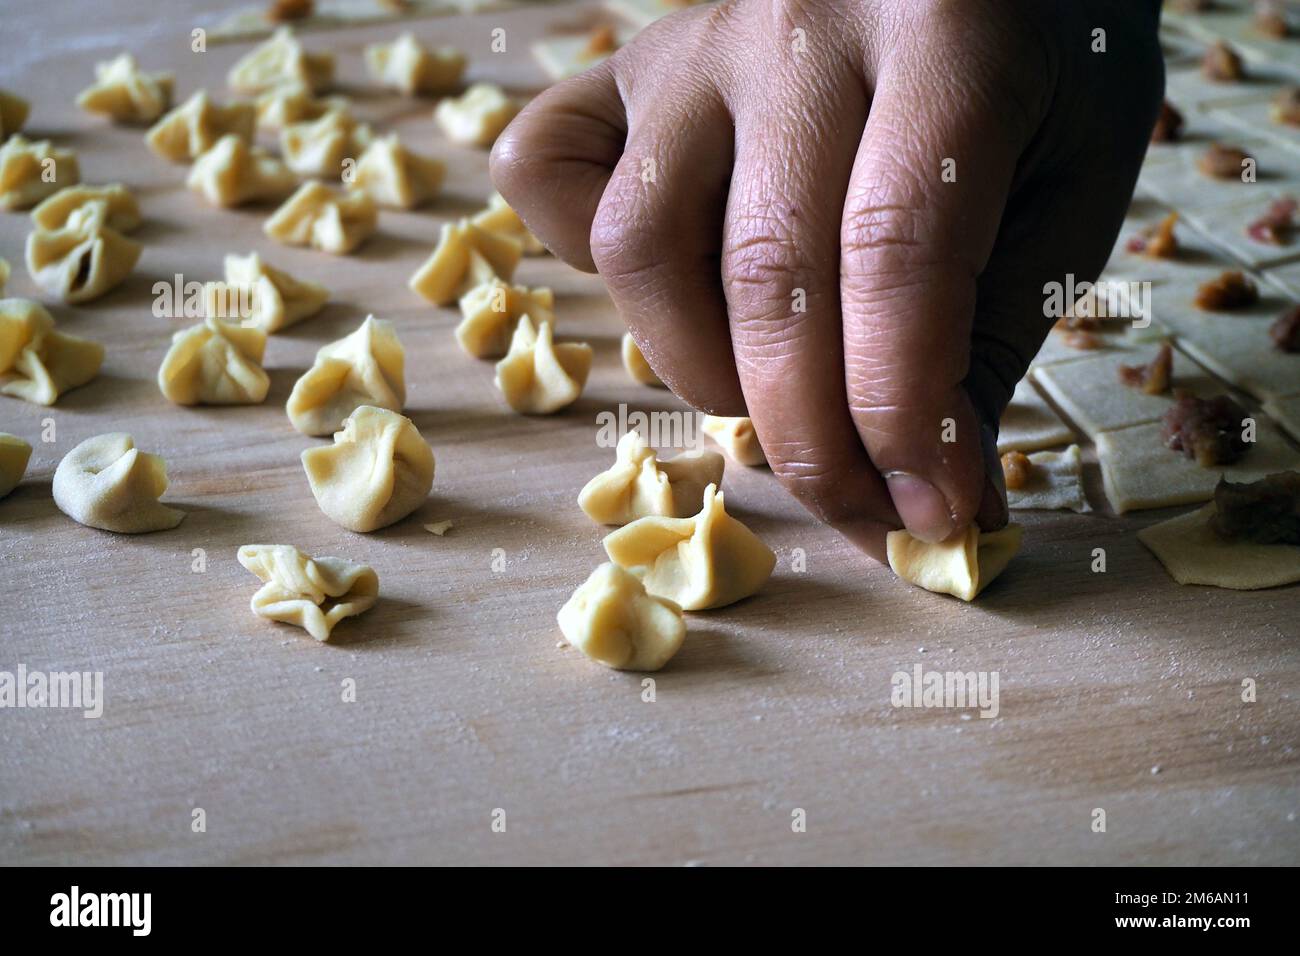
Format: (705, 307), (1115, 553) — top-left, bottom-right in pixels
(25, 206), (142, 304)
(287, 315), (405, 436)
(0, 135), (80, 210)
(52, 433), (184, 533)
(158, 317), (270, 406)
(0, 432), (32, 498)
(187, 134), (297, 208)
(409, 219), (522, 305)
(146, 90), (256, 162)
(702, 415), (766, 467)
(302, 405), (435, 532)
(622, 332), (665, 387)
(434, 83), (519, 147)
(237, 544), (377, 642)
(471, 191), (546, 255)
(580, 430), (725, 525)
(0, 258), (9, 294)
(347, 134), (444, 209)
(254, 82), (346, 133)
(366, 32), (466, 96)
(203, 251), (328, 333)
(603, 483), (775, 611)
(31, 183), (140, 233)
(456, 277), (554, 358)
(228, 27), (334, 95)
(886, 523), (1022, 602)
(280, 108), (371, 179)
(495, 315), (593, 415)
(76, 53), (173, 124)
(0, 89), (30, 141)
(0, 299), (104, 405)
(264, 181), (378, 255)
(558, 563), (687, 671)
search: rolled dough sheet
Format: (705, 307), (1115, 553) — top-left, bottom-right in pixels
(532, 29), (631, 82)
(1032, 344), (1220, 438)
(1028, 325), (1155, 371)
(1102, 195), (1240, 284)
(1138, 504), (1300, 590)
(886, 524), (1023, 602)
(1264, 258), (1300, 299)
(1096, 418), (1300, 513)
(1162, 9), (1300, 77)
(1007, 444), (1090, 513)
(1138, 137), (1300, 216)
(997, 378), (1075, 454)
(1181, 189), (1300, 270)
(1263, 393), (1300, 441)
(1207, 90), (1300, 159)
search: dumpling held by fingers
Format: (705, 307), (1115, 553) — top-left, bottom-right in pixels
(0, 299), (104, 406)
(886, 523), (1023, 602)
(237, 544), (377, 642)
(52, 433), (184, 533)
(302, 405), (435, 533)
(158, 317), (270, 406)
(702, 415), (767, 466)
(621, 332), (665, 387)
(287, 315), (405, 436)
(494, 315), (592, 415)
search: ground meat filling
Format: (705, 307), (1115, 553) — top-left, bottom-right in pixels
(1211, 472), (1300, 545)
(1273, 87), (1300, 127)
(1246, 197), (1297, 245)
(1161, 393), (1250, 468)
(1151, 101), (1185, 143)
(1127, 212), (1180, 257)
(1197, 142), (1252, 179)
(1202, 40), (1245, 82)
(1000, 451), (1034, 491)
(1118, 342), (1173, 395)
(1270, 304), (1300, 352)
(1195, 270), (1258, 310)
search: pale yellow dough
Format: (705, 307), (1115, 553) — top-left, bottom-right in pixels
(202, 251), (329, 333)
(409, 219), (522, 305)
(366, 32), (465, 96)
(287, 315), (405, 436)
(1138, 505), (1300, 590)
(76, 53), (173, 124)
(471, 192), (545, 255)
(0, 258), (9, 295)
(702, 415), (766, 467)
(254, 83), (347, 133)
(886, 524), (1023, 602)
(264, 181), (378, 255)
(280, 108), (372, 179)
(228, 27), (334, 95)
(146, 91), (256, 163)
(52, 433), (184, 534)
(434, 83), (518, 147)
(558, 563), (687, 672)
(621, 333), (665, 388)
(997, 378), (1074, 453)
(0, 135), (80, 211)
(1007, 445), (1090, 513)
(456, 278), (554, 359)
(0, 89), (30, 141)
(31, 184), (140, 234)
(0, 298), (104, 405)
(603, 483), (775, 611)
(158, 317), (269, 406)
(0, 432), (32, 498)
(237, 544), (377, 642)
(25, 205), (142, 304)
(580, 430), (725, 525)
(494, 316), (592, 415)
(187, 134), (297, 208)
(347, 134), (445, 209)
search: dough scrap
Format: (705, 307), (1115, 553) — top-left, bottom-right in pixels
(280, 108), (372, 179)
(228, 27), (334, 94)
(603, 482), (775, 611)
(558, 562), (687, 671)
(237, 544), (377, 642)
(287, 315), (405, 436)
(470, 192), (545, 255)
(434, 83), (518, 147)
(997, 378), (1075, 453)
(0, 432), (32, 498)
(580, 430), (726, 525)
(31, 184), (140, 234)
(76, 53), (173, 124)
(886, 524), (1023, 602)
(254, 82), (347, 133)
(203, 251), (328, 333)
(0, 135), (80, 211)
(702, 415), (766, 467)
(347, 133), (444, 209)
(456, 277), (554, 358)
(0, 89), (30, 140)
(0, 299), (104, 405)
(621, 332), (665, 388)
(264, 181), (378, 254)
(187, 134), (297, 207)
(409, 218), (522, 305)
(365, 32), (465, 95)
(146, 90), (256, 163)
(25, 205), (142, 304)
(494, 315), (592, 415)
(158, 317), (270, 406)
(424, 519), (453, 536)
(52, 433), (184, 533)
(1006, 444), (1090, 513)
(1138, 504), (1300, 590)
(302, 405), (435, 532)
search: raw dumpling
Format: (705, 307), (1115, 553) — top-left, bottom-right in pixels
(202, 251), (328, 333)
(146, 90), (256, 162)
(76, 53), (173, 124)
(558, 563), (686, 671)
(158, 317), (270, 406)
(0, 432), (32, 498)
(886, 523), (1022, 602)
(409, 219), (522, 305)
(702, 415), (766, 466)
(434, 83), (519, 147)
(0, 258), (8, 294)
(52, 433), (184, 533)
(579, 430), (725, 525)
(621, 332), (664, 387)
(228, 27), (334, 95)
(0, 299), (104, 405)
(494, 315), (592, 415)
(365, 32), (465, 96)
(0, 89), (30, 140)
(264, 181), (377, 255)
(0, 135), (80, 210)
(456, 277), (554, 358)
(347, 134), (444, 209)
(187, 134), (297, 207)
(471, 191), (546, 255)
(302, 405), (435, 532)
(280, 108), (371, 179)
(237, 544), (377, 641)
(254, 82), (346, 133)
(287, 315), (405, 436)
(602, 483), (775, 610)
(25, 206), (142, 304)
(31, 183), (140, 233)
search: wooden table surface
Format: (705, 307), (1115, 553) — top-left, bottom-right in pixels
(1, 1), (1297, 866)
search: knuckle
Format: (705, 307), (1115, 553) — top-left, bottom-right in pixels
(767, 444), (868, 525)
(589, 195), (656, 285)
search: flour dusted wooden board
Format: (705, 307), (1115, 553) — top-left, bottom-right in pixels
(0, 2), (1297, 866)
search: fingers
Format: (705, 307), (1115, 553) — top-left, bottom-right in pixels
(489, 64), (627, 271)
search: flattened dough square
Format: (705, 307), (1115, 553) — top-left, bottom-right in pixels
(531, 29), (630, 81)
(1138, 138), (1300, 215)
(1007, 444), (1090, 513)
(1207, 89), (1300, 159)
(1138, 504), (1300, 590)
(1103, 195), (1239, 284)
(997, 378), (1075, 453)
(1181, 189), (1300, 270)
